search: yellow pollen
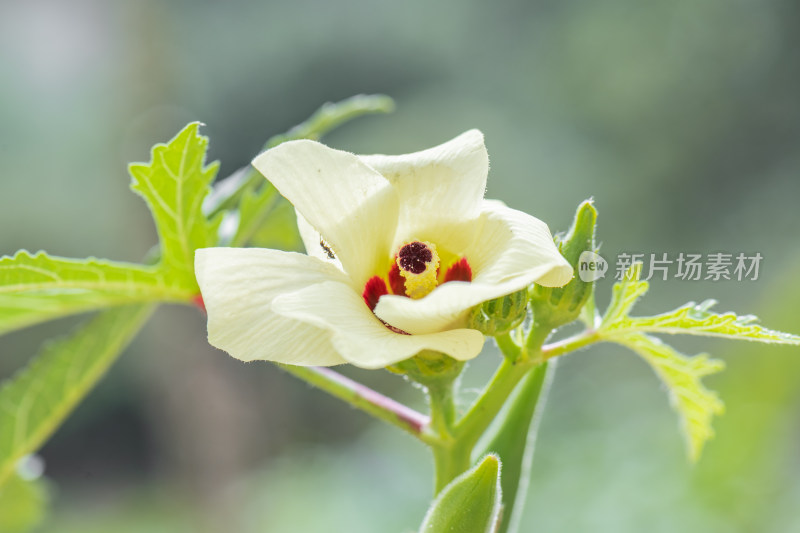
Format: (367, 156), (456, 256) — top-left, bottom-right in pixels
(397, 240), (440, 299)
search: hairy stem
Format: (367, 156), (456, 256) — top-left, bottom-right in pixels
(454, 357), (533, 449)
(273, 327), (602, 497)
(276, 364), (434, 443)
(540, 329), (600, 360)
(427, 378), (472, 493)
(452, 323), (593, 455)
(431, 441), (472, 494)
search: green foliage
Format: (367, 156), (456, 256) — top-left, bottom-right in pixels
(476, 363), (551, 533)
(0, 251), (192, 336)
(264, 94), (395, 148)
(612, 333), (725, 462)
(0, 99), (400, 527)
(419, 455), (502, 533)
(0, 472), (48, 533)
(607, 298), (800, 344)
(230, 182), (279, 247)
(129, 122), (222, 287)
(246, 200), (304, 251)
(599, 263), (649, 329)
(1, 123), (222, 338)
(596, 262), (799, 461)
(0, 305), (153, 486)
(230, 183), (303, 251)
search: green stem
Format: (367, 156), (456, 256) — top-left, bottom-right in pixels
(276, 327), (603, 498)
(495, 332), (521, 360)
(451, 320), (584, 455)
(276, 364), (435, 444)
(454, 358), (533, 449)
(427, 380), (457, 436)
(524, 319), (553, 360)
(427, 379), (471, 493)
(540, 329), (600, 360)
(453, 326), (543, 448)
(432, 442), (472, 494)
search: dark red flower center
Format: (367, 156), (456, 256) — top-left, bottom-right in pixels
(361, 249), (473, 335)
(397, 241), (433, 274)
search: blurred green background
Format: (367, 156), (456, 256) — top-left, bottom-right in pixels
(1, 0), (799, 531)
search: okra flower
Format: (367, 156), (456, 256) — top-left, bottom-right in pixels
(195, 131), (572, 368)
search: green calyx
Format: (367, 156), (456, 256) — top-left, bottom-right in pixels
(388, 350), (464, 384)
(467, 289), (529, 337)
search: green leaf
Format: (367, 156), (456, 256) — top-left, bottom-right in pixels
(0, 472), (48, 533)
(230, 182), (280, 248)
(0, 305), (153, 486)
(264, 93), (395, 148)
(612, 332), (725, 462)
(245, 198), (303, 251)
(419, 454), (502, 533)
(601, 263), (800, 345)
(129, 122), (221, 287)
(0, 124), (218, 336)
(476, 363), (552, 533)
(597, 263), (733, 461)
(608, 298), (800, 344)
(600, 262), (648, 328)
(0, 251), (193, 336)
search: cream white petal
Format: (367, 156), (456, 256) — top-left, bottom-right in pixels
(195, 248), (347, 366)
(252, 140), (398, 287)
(465, 200), (573, 287)
(373, 201), (573, 335)
(271, 281), (486, 369)
(359, 129), (489, 242)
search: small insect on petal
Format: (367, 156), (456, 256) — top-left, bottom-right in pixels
(319, 239), (336, 260)
(443, 257), (473, 283)
(362, 276), (389, 311)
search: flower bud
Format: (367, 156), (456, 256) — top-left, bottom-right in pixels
(418, 454), (502, 533)
(530, 199), (598, 327)
(467, 288), (529, 336)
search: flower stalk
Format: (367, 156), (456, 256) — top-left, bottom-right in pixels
(427, 378), (472, 493)
(271, 325), (606, 498)
(276, 363), (434, 443)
